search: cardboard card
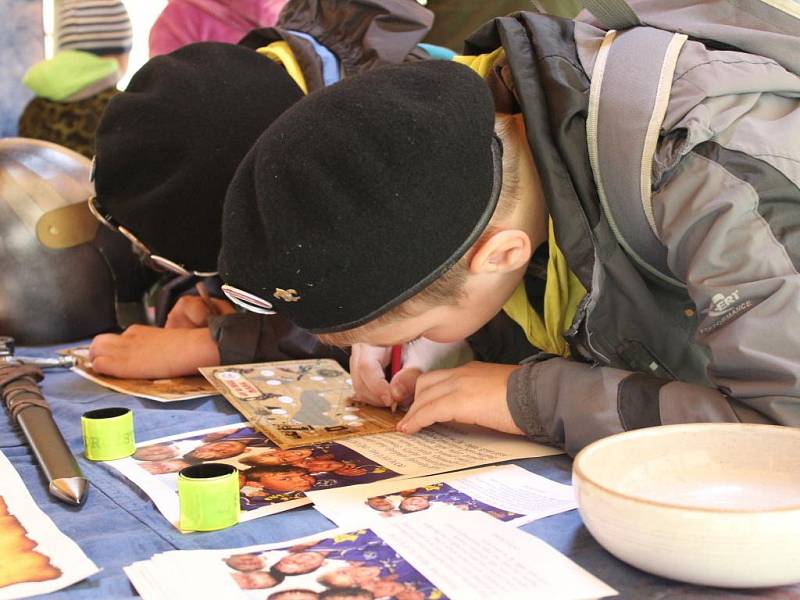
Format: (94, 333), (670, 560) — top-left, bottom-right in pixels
(200, 359), (402, 448)
(61, 347), (217, 402)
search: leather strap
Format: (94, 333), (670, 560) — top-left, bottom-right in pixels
(0, 363), (50, 420)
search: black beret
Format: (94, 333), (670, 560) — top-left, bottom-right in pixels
(219, 60), (501, 333)
(94, 42), (304, 273)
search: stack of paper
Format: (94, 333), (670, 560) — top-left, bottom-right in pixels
(127, 510), (616, 600)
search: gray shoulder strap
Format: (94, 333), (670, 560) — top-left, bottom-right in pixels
(582, 1), (800, 78)
(581, 0), (640, 29)
(586, 26), (688, 288)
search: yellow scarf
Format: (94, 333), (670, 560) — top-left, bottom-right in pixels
(257, 41), (308, 94)
(502, 220), (585, 357)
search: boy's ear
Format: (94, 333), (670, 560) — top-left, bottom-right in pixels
(468, 230), (532, 275)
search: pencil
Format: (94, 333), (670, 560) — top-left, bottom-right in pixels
(389, 345), (402, 413)
(195, 280), (219, 317)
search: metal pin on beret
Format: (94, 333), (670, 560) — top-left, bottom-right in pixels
(219, 60), (501, 333)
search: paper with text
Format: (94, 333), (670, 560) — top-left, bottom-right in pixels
(125, 510), (615, 600)
(308, 464), (576, 528)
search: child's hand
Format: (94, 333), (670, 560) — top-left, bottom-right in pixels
(350, 344), (393, 407)
(350, 344), (422, 406)
(164, 296), (236, 328)
(350, 340), (473, 408)
(89, 325), (221, 378)
(397, 362), (524, 435)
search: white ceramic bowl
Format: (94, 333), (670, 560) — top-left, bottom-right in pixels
(572, 423), (800, 588)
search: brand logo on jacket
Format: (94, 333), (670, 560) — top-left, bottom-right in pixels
(705, 291), (741, 317)
(699, 290), (752, 335)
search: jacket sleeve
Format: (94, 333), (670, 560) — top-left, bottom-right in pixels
(208, 313), (349, 368)
(507, 358), (773, 457)
(507, 144), (800, 456)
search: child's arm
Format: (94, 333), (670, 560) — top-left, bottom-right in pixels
(89, 325), (220, 378)
(507, 358), (776, 456)
(397, 358), (774, 455)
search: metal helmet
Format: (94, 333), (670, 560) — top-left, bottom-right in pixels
(0, 138), (150, 345)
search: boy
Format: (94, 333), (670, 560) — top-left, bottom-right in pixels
(88, 0), (435, 379)
(88, 41), (315, 378)
(218, 9), (800, 454)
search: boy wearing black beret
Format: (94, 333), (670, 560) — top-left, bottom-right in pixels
(87, 41), (336, 378)
(219, 10), (800, 454)
(87, 0), (436, 378)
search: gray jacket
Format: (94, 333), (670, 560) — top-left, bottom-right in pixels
(464, 9), (800, 456)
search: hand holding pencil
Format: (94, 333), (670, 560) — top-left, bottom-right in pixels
(389, 345), (403, 413)
(163, 291), (236, 329)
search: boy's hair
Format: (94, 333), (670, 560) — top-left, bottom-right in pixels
(319, 113), (525, 347)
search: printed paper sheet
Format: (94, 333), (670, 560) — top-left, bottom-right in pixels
(307, 464), (577, 529)
(0, 452), (98, 599)
(125, 510), (616, 600)
(107, 422), (561, 528)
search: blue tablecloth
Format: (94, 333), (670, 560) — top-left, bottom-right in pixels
(3, 345), (797, 599)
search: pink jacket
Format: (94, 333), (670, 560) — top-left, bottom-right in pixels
(149, 0), (287, 56)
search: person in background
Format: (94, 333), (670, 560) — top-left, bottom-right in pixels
(56, 0), (132, 71)
(17, 0), (132, 158)
(148, 0), (288, 56)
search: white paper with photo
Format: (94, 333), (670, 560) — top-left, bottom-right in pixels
(337, 422), (561, 476)
(106, 421), (560, 529)
(106, 424), (310, 528)
(308, 464), (577, 529)
(124, 510), (615, 600)
(0, 452), (98, 599)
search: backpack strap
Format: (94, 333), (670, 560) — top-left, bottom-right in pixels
(586, 26), (688, 288)
(581, 0), (640, 29)
(581, 0), (800, 78)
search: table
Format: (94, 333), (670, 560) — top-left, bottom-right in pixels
(3, 345), (797, 599)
